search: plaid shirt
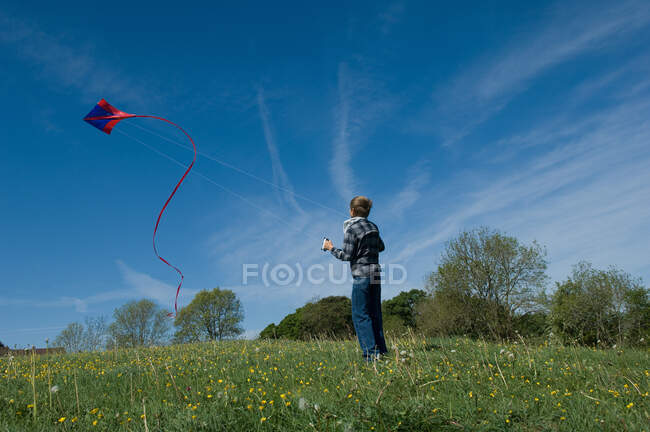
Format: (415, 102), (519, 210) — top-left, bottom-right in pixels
(331, 217), (385, 277)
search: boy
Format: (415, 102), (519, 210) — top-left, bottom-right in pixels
(323, 196), (388, 361)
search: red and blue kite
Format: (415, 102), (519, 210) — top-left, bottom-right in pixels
(84, 99), (197, 317)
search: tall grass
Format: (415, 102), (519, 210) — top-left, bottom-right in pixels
(0, 335), (647, 431)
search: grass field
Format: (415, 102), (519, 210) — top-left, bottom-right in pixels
(0, 336), (647, 431)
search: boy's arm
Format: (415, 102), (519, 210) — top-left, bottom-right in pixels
(331, 230), (356, 261)
(379, 235), (385, 252)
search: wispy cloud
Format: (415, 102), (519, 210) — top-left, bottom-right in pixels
(394, 91), (650, 284)
(205, 194), (358, 309)
(378, 2), (405, 35)
(0, 11), (152, 105)
(116, 260), (199, 309)
(331, 63), (356, 199)
(330, 62), (396, 198)
(256, 87), (304, 213)
(427, 0), (650, 145)
(387, 161), (430, 219)
(0, 290), (130, 313)
(0, 261), (196, 313)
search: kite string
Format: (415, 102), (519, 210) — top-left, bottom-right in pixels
(122, 121), (347, 217)
(132, 115), (197, 318)
(114, 129), (303, 232)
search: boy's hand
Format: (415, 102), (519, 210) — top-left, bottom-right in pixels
(323, 239), (334, 251)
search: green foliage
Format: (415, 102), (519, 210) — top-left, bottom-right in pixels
(259, 296), (352, 340)
(275, 310), (303, 340)
(512, 311), (549, 338)
(258, 323), (277, 339)
(419, 227), (548, 339)
(381, 289), (427, 329)
(174, 288), (244, 343)
(417, 289), (496, 338)
(107, 299), (170, 349)
(624, 286), (650, 345)
(264, 290), (433, 340)
(300, 296), (353, 339)
(550, 262), (649, 347)
(381, 313), (408, 334)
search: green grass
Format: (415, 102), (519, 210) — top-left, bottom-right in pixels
(0, 336), (647, 431)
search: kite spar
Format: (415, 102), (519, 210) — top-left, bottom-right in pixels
(83, 99), (197, 317)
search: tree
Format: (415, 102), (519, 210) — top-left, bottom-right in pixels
(419, 227), (548, 339)
(300, 296), (353, 339)
(108, 299), (170, 348)
(55, 322), (85, 352)
(271, 310), (303, 340)
(550, 262), (649, 346)
(417, 288), (495, 337)
(624, 286), (650, 346)
(259, 323), (278, 339)
(260, 310), (303, 340)
(174, 288), (244, 343)
(382, 289), (427, 329)
(259, 296), (353, 340)
(83, 316), (108, 352)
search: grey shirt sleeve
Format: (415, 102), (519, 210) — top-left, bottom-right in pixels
(330, 229), (356, 261)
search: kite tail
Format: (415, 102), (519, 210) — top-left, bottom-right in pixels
(135, 115), (197, 318)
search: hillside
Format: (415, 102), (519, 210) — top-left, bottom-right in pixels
(0, 336), (647, 431)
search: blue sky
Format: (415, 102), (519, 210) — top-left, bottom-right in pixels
(1, 0), (649, 347)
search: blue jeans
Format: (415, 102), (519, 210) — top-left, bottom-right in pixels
(351, 276), (388, 360)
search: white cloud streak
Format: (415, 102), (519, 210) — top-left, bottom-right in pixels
(394, 93), (650, 284)
(330, 62), (396, 198)
(431, 0), (650, 145)
(387, 162), (430, 219)
(116, 260), (200, 310)
(331, 63), (356, 199)
(0, 11), (152, 105)
(0, 261), (197, 313)
(256, 87), (304, 213)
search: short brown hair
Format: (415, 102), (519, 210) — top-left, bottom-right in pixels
(350, 196), (373, 217)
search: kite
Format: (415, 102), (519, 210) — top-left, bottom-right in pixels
(83, 99), (197, 317)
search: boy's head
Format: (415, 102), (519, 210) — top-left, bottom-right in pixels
(349, 196), (372, 218)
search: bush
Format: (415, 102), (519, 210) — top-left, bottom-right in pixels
(550, 262), (649, 347)
(259, 296), (353, 340)
(259, 323), (278, 339)
(416, 291), (500, 338)
(300, 296), (353, 339)
(513, 311), (549, 338)
(381, 289), (427, 329)
(382, 314), (408, 335)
